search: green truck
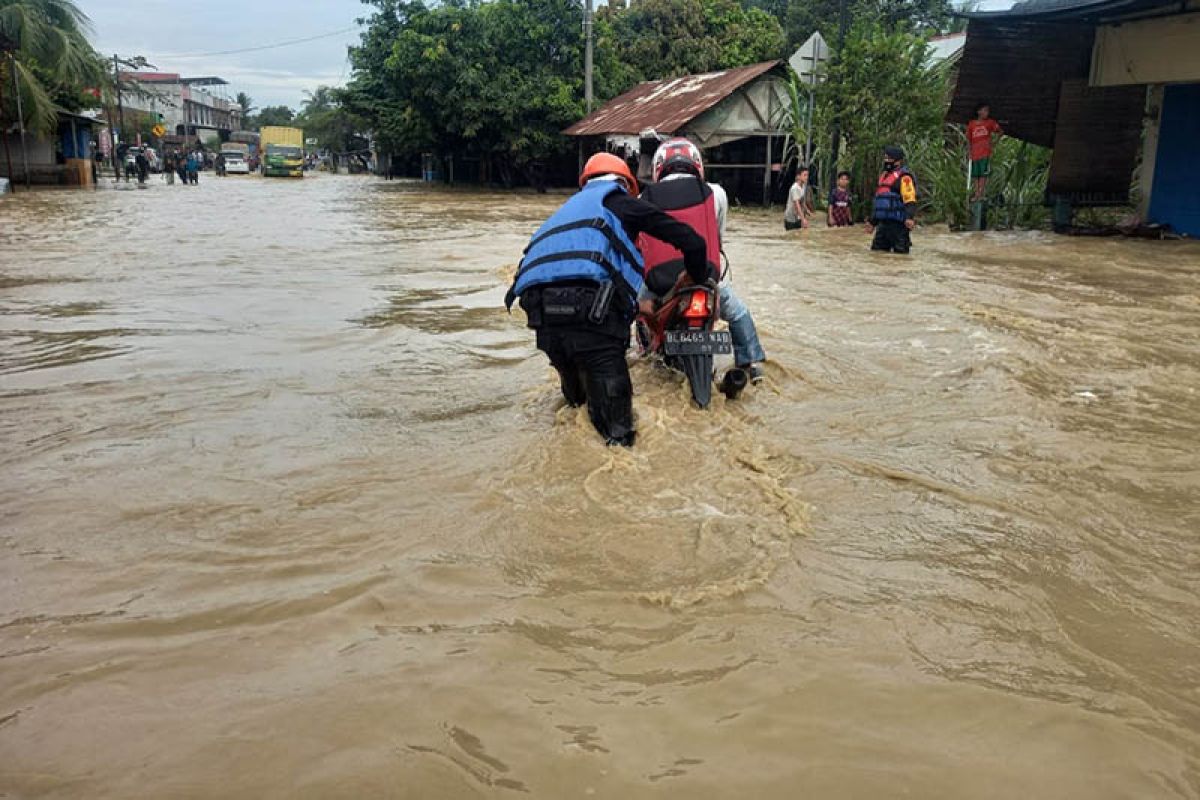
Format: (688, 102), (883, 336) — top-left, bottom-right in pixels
(259, 126), (304, 177)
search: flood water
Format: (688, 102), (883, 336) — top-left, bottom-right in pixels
(1, 174), (1198, 798)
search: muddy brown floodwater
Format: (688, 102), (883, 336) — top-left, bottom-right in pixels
(1, 174), (1198, 798)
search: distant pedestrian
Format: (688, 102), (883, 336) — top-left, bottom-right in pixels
(177, 153), (188, 185)
(784, 167), (814, 231)
(866, 146), (917, 255)
(135, 150), (150, 185)
(163, 153), (175, 184)
(827, 171), (854, 228)
(968, 102), (1003, 202)
(186, 151), (200, 185)
(215, 152), (226, 177)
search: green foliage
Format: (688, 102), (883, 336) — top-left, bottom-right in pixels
(985, 136), (1051, 228)
(902, 126), (1050, 230)
(908, 124), (971, 228)
(755, 0), (955, 52)
(777, 21), (1047, 229)
(295, 85), (369, 158)
(0, 0), (103, 134)
(348, 0), (599, 184)
(346, 0), (784, 183)
(600, 0), (785, 82)
(816, 21), (944, 218)
(236, 91), (255, 120)
(254, 104), (295, 128)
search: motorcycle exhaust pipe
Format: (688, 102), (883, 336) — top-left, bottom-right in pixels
(720, 367), (748, 400)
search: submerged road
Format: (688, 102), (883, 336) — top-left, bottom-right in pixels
(1, 174), (1198, 797)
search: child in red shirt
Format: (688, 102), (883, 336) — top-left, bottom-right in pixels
(967, 102), (1002, 202)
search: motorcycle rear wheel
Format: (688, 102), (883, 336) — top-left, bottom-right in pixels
(673, 353), (713, 408)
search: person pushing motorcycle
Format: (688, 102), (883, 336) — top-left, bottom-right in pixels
(505, 153), (708, 447)
(636, 138), (767, 380)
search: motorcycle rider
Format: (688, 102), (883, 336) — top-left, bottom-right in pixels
(505, 153), (708, 447)
(636, 138), (767, 380)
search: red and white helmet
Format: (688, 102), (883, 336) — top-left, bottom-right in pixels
(652, 137), (704, 183)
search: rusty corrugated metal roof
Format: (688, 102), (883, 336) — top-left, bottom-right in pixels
(564, 60), (782, 137)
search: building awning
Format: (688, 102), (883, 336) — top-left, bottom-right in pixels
(58, 111), (103, 127)
(565, 61), (783, 137)
(965, 0), (1183, 20)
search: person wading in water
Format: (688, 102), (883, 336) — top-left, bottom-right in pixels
(505, 154), (708, 446)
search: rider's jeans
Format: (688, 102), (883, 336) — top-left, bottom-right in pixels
(637, 283), (766, 366)
(718, 284), (766, 366)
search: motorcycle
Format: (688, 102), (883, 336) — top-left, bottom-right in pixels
(635, 276), (747, 408)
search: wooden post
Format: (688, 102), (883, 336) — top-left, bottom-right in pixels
(763, 133), (772, 206)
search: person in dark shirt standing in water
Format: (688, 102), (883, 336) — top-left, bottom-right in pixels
(827, 171), (854, 228)
(506, 154), (707, 447)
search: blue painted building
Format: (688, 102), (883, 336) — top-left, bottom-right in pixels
(1, 112), (101, 186)
(950, 0), (1200, 237)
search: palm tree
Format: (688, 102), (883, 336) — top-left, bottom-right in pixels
(0, 0), (102, 135)
(236, 91), (255, 119)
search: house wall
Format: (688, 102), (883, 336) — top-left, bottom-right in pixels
(686, 77), (790, 149)
(1148, 83), (1200, 236)
(1091, 9), (1200, 86)
(1047, 79), (1145, 202)
(0, 132), (73, 185)
(948, 18), (1095, 147)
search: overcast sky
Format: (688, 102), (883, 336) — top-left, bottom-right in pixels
(81, 0), (1016, 111)
(81, 0), (366, 110)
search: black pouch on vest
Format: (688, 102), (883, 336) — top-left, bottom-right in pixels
(518, 288), (544, 328)
(540, 286), (595, 326)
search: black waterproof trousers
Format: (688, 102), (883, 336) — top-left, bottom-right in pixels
(535, 326), (635, 447)
(871, 220), (912, 254)
(520, 283), (635, 447)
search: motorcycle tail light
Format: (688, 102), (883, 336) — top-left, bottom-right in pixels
(682, 289), (709, 320)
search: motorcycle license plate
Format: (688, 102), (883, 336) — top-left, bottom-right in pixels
(664, 329), (732, 356)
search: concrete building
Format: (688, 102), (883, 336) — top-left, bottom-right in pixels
(119, 72), (243, 140)
(950, 0), (1200, 236)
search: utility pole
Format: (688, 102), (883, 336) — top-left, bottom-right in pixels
(827, 0), (850, 194)
(11, 54), (29, 188)
(0, 55), (16, 192)
(113, 54), (125, 179)
(584, 0), (594, 113)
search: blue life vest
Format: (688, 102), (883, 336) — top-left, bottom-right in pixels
(507, 181), (644, 318)
(873, 167), (915, 223)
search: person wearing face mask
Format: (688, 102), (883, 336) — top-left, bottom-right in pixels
(865, 146), (918, 254)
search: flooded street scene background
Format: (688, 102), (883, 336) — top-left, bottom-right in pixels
(2, 175), (1198, 797)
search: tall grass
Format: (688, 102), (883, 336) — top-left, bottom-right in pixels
(909, 124), (1051, 230)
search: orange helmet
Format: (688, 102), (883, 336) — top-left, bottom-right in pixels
(579, 152), (638, 195)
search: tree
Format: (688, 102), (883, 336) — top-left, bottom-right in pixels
(775, 0), (955, 52)
(348, 0), (602, 188)
(599, 0), (785, 82)
(236, 91), (255, 123)
(803, 21), (945, 218)
(255, 104), (294, 128)
(295, 85), (371, 169)
(0, 0), (104, 134)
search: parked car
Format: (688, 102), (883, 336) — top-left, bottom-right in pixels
(220, 147), (250, 175)
(224, 153), (249, 173)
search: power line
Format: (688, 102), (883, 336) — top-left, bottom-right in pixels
(152, 26), (361, 60)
